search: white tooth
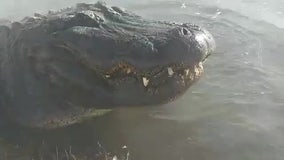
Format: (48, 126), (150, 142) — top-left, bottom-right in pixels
(198, 62), (204, 70)
(194, 66), (200, 75)
(185, 69), (190, 76)
(142, 77), (149, 87)
(167, 67), (174, 76)
(189, 74), (194, 80)
(105, 75), (111, 78)
(180, 75), (185, 85)
(126, 68), (131, 74)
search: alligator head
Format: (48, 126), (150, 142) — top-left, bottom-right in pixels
(0, 2), (215, 128)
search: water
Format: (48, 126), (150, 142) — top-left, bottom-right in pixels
(1, 0), (284, 160)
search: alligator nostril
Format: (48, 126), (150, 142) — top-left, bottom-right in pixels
(182, 28), (189, 35)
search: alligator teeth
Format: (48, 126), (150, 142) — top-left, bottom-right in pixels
(142, 77), (149, 87)
(194, 66), (200, 75)
(180, 75), (186, 85)
(126, 68), (131, 74)
(189, 73), (195, 80)
(167, 67), (174, 77)
(198, 62), (204, 70)
(185, 69), (190, 76)
(194, 62), (204, 76)
(105, 75), (111, 78)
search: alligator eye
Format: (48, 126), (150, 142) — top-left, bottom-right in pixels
(182, 28), (189, 35)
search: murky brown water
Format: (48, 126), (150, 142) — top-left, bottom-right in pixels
(1, 0), (284, 160)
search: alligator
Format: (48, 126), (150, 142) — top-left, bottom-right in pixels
(0, 2), (215, 129)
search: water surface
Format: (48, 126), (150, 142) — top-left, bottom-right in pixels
(1, 0), (284, 160)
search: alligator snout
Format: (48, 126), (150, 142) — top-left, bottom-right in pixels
(193, 28), (216, 62)
(160, 24), (215, 67)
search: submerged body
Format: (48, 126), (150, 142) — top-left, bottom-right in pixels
(0, 2), (215, 128)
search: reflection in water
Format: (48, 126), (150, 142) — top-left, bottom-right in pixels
(1, 0), (284, 160)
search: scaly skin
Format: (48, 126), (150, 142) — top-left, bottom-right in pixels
(0, 2), (215, 128)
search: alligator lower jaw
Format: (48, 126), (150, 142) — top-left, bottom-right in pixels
(18, 64), (204, 129)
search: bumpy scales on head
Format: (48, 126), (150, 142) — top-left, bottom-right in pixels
(0, 2), (215, 128)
